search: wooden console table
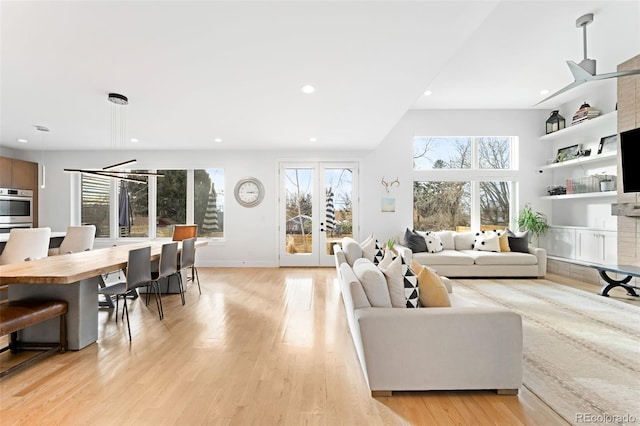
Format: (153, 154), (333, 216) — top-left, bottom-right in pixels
(590, 264), (640, 297)
(0, 240), (207, 350)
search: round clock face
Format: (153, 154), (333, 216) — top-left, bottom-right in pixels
(234, 177), (264, 207)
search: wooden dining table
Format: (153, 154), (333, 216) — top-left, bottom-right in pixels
(0, 240), (207, 350)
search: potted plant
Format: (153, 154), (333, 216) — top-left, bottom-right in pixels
(386, 238), (396, 254)
(517, 204), (549, 246)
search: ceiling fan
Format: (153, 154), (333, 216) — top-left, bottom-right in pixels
(536, 13), (640, 105)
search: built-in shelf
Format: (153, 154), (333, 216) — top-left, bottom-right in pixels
(540, 150), (617, 171)
(539, 110), (618, 142)
(541, 191), (617, 200)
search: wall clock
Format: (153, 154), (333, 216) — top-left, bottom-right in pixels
(234, 177), (265, 207)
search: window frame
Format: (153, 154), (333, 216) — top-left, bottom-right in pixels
(412, 136), (519, 230)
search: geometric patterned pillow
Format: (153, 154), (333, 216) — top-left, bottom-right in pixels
(401, 257), (419, 308)
(361, 236), (384, 265)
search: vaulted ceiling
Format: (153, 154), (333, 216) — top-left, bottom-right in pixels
(1, 1), (638, 152)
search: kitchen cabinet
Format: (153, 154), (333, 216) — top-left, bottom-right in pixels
(0, 156), (38, 190)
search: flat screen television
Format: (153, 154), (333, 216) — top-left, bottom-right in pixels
(620, 127), (640, 193)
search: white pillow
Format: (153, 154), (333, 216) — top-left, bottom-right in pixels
(341, 237), (362, 266)
(435, 231), (455, 250)
(472, 232), (500, 252)
(378, 254), (405, 307)
(361, 236), (384, 265)
(377, 248), (395, 270)
(353, 258), (392, 307)
(453, 231), (476, 250)
(423, 232), (444, 253)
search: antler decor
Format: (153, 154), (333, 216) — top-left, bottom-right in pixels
(381, 177), (400, 193)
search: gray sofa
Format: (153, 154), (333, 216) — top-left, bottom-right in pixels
(396, 230), (546, 278)
(334, 240), (523, 396)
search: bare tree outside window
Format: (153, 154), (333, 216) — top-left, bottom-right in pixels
(413, 136), (514, 231)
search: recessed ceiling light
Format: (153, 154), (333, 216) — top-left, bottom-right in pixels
(540, 89), (550, 95)
(309, 137), (317, 143)
(214, 138), (223, 143)
(423, 90), (433, 96)
(301, 85), (315, 94)
(17, 138), (28, 143)
(130, 138), (139, 143)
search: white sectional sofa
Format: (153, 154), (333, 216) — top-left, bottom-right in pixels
(396, 230), (547, 278)
(334, 241), (523, 396)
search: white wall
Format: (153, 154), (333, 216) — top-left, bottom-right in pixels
(5, 108), (566, 266)
(360, 109), (550, 242)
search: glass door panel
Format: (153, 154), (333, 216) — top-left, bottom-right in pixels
(281, 166), (317, 266)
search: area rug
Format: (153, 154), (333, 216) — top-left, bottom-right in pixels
(453, 278), (640, 426)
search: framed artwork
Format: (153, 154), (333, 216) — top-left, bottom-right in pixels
(597, 134), (617, 154)
(381, 197), (395, 212)
(556, 144), (581, 162)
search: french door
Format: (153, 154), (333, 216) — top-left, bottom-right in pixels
(279, 162), (358, 267)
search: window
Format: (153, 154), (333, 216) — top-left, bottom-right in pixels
(79, 168), (224, 239)
(194, 169), (224, 238)
(118, 177), (148, 237)
(413, 137), (471, 170)
(414, 136), (512, 170)
(81, 174), (110, 238)
(156, 170), (187, 238)
(413, 136), (516, 231)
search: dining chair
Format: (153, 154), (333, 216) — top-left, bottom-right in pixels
(149, 242), (183, 308)
(178, 237), (201, 295)
(48, 225), (96, 256)
(172, 224), (198, 241)
(0, 227), (51, 265)
(98, 246), (161, 341)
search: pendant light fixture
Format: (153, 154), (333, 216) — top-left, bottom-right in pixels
(64, 93), (162, 184)
(36, 125), (49, 189)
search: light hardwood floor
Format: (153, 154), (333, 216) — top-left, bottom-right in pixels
(4, 268), (619, 425)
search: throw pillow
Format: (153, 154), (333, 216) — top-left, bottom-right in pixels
(377, 248), (395, 270)
(507, 229), (530, 253)
(404, 228), (427, 253)
(423, 231), (444, 253)
(472, 231), (500, 252)
(341, 237), (362, 266)
(352, 258), (392, 307)
(453, 231), (476, 250)
(379, 254), (407, 308)
(402, 258), (419, 308)
(361, 236), (384, 265)
(435, 231), (455, 250)
(416, 266), (451, 308)
(492, 230), (510, 252)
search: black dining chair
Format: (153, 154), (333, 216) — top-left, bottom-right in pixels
(98, 246), (160, 341)
(179, 238), (201, 295)
(149, 242), (181, 309)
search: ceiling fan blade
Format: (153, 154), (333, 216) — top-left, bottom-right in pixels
(588, 68), (640, 81)
(566, 60), (595, 81)
(534, 80), (586, 106)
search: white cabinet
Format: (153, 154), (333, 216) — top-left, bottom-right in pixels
(575, 230), (617, 264)
(542, 227), (576, 259)
(543, 226), (616, 265)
